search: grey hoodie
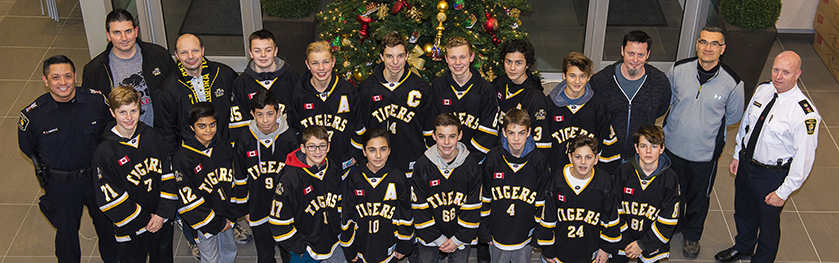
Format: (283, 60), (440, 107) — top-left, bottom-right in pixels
(549, 80), (595, 107)
(247, 116), (290, 159)
(422, 141), (471, 247)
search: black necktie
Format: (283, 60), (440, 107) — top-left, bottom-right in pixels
(744, 93), (777, 159)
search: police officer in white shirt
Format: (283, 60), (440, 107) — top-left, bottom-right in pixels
(715, 51), (821, 263)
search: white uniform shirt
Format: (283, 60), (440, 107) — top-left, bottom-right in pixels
(733, 83), (820, 199)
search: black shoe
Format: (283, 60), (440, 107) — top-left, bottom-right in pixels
(714, 247), (751, 262)
(683, 239), (700, 259)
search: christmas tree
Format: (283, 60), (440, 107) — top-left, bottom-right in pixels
(316, 0), (531, 84)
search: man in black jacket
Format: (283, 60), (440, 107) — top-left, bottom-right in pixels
(589, 30), (670, 169)
(82, 8), (176, 127)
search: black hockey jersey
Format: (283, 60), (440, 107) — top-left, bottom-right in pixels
(546, 82), (620, 172)
(228, 57), (300, 140)
(340, 162), (413, 263)
(493, 72), (550, 149)
(270, 149), (343, 260)
(411, 143), (482, 248)
(428, 67), (499, 161)
(172, 136), (236, 237)
(356, 63), (432, 176)
(156, 58), (237, 152)
(614, 155), (680, 262)
(93, 122), (177, 242)
(535, 164), (622, 262)
(231, 120), (298, 226)
(291, 71), (359, 171)
(478, 144), (550, 250)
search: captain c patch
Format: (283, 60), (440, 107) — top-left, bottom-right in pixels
(805, 119), (817, 135)
(18, 113), (28, 131)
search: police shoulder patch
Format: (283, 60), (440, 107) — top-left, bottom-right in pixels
(805, 119), (817, 135)
(18, 112), (29, 131)
(798, 100), (814, 114)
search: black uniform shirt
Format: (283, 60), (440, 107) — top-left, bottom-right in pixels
(18, 88), (110, 170)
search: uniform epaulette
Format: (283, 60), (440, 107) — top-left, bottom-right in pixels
(798, 100), (814, 114)
(23, 101), (39, 112)
(759, 80), (772, 86)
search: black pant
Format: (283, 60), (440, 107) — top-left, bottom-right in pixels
(118, 221), (174, 263)
(44, 176), (119, 262)
(249, 223), (289, 263)
(667, 149), (718, 241)
(476, 243), (490, 263)
(732, 159), (787, 263)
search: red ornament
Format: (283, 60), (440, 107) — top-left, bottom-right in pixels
(484, 17), (499, 34)
(392, 0), (409, 14)
(356, 14), (375, 42)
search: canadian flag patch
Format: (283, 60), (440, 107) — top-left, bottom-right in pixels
(430, 179), (440, 187)
(557, 194), (566, 202)
(624, 187), (634, 195)
(555, 116), (564, 122)
(494, 172), (504, 179)
(443, 99), (451, 105)
(247, 150), (257, 157)
(194, 164), (203, 174)
(305, 103), (314, 110)
(248, 92), (258, 99)
(373, 95), (382, 101)
(355, 189), (365, 196)
(304, 185), (313, 195)
(118, 156), (130, 166)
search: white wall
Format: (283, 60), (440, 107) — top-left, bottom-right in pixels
(777, 0), (818, 33)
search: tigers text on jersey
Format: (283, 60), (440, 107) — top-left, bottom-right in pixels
(493, 73), (550, 148)
(228, 57), (300, 140)
(535, 164), (621, 262)
(291, 71), (359, 170)
(340, 162), (413, 263)
(478, 145), (550, 250)
(614, 157), (680, 262)
(546, 87), (619, 172)
(356, 63), (432, 176)
(270, 149), (343, 260)
(93, 123), (177, 242)
(172, 137), (236, 237)
(411, 143), (482, 247)
(231, 123), (298, 226)
(428, 67), (499, 161)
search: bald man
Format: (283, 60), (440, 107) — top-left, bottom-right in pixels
(715, 51), (821, 262)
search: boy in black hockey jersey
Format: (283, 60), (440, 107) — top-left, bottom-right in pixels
(546, 52), (620, 172)
(93, 86), (177, 262)
(478, 108), (550, 263)
(173, 102), (238, 262)
(412, 113), (482, 263)
(493, 39), (550, 149)
(612, 125), (679, 263)
(229, 29), (300, 140)
(292, 40), (358, 173)
(427, 36), (499, 162)
(356, 31), (432, 178)
(535, 136), (621, 263)
(270, 126), (346, 263)
(231, 90), (297, 263)
(340, 128), (413, 262)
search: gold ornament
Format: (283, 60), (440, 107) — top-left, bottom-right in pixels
(354, 70), (364, 82)
(377, 3), (389, 19)
(342, 38), (352, 47)
(406, 7), (422, 22)
(344, 60), (351, 67)
(407, 45), (426, 75)
(422, 42), (434, 56)
(437, 0), (448, 12)
(434, 0), (448, 53)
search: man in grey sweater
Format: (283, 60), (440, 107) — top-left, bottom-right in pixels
(663, 26), (744, 259)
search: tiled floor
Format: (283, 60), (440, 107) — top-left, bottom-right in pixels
(1, 0), (838, 262)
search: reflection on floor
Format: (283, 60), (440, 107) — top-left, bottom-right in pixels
(0, 0), (838, 262)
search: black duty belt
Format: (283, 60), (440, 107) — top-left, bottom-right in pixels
(49, 167), (93, 183)
(748, 159), (790, 172)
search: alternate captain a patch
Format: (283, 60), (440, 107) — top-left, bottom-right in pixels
(805, 119), (817, 135)
(799, 100), (814, 114)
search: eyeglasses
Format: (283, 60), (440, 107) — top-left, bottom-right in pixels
(697, 39), (724, 48)
(305, 144), (328, 152)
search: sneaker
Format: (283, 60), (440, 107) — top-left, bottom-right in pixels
(683, 239), (700, 259)
(233, 222), (253, 244)
(188, 242), (201, 261)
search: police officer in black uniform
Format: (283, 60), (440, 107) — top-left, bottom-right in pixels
(18, 55), (119, 263)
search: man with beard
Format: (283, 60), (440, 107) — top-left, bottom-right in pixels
(589, 30), (670, 171)
(83, 9), (176, 127)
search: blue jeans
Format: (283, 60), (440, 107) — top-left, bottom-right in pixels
(196, 229), (237, 263)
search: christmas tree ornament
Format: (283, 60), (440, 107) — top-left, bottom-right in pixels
(344, 60), (351, 68)
(331, 36), (341, 51)
(433, 0), (447, 60)
(453, 0), (464, 10)
(363, 3), (378, 16)
(377, 3), (389, 19)
(465, 13), (477, 28)
(354, 69), (364, 82)
(342, 38), (352, 47)
(409, 30), (420, 43)
(431, 44), (443, 61)
(405, 7), (422, 22)
(391, 0), (409, 14)
(483, 12), (498, 34)
(407, 45), (426, 74)
(356, 14), (375, 42)
(422, 42), (434, 56)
